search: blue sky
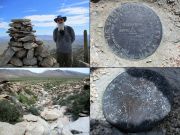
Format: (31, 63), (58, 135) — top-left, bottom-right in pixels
(0, 68), (90, 74)
(0, 0), (89, 36)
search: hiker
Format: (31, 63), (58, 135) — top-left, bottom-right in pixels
(53, 15), (75, 67)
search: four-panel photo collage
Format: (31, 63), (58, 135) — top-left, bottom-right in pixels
(0, 0), (180, 135)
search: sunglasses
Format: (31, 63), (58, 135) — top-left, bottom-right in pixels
(57, 19), (64, 22)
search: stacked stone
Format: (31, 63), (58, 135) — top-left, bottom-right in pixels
(0, 19), (57, 67)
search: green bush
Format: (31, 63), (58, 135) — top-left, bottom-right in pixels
(71, 89), (90, 119)
(24, 88), (38, 99)
(28, 106), (40, 116)
(17, 93), (36, 106)
(43, 83), (53, 90)
(58, 88), (90, 120)
(0, 99), (22, 123)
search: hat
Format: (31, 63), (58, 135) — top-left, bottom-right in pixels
(54, 15), (67, 22)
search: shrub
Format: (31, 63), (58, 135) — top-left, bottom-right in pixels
(28, 106), (40, 116)
(58, 88), (90, 120)
(17, 93), (36, 106)
(0, 99), (22, 123)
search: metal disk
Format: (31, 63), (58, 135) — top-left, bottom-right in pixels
(104, 3), (162, 60)
(102, 69), (172, 132)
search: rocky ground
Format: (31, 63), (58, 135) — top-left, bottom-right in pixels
(0, 77), (90, 135)
(90, 68), (180, 135)
(90, 0), (180, 67)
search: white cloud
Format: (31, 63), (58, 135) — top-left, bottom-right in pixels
(58, 7), (89, 15)
(32, 15), (88, 27)
(24, 15), (56, 22)
(66, 15), (89, 26)
(67, 1), (89, 7)
(33, 22), (56, 27)
(24, 13), (89, 28)
(0, 21), (9, 29)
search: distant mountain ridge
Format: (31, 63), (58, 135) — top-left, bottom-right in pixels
(0, 35), (88, 54)
(0, 69), (88, 78)
(0, 35), (86, 45)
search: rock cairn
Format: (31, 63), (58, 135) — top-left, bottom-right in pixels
(0, 19), (57, 67)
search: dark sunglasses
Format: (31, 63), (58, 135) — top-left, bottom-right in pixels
(57, 19), (64, 22)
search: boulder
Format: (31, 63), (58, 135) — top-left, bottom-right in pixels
(35, 45), (49, 57)
(9, 23), (22, 28)
(11, 47), (23, 52)
(23, 57), (37, 66)
(0, 47), (15, 66)
(27, 48), (34, 59)
(40, 107), (63, 121)
(40, 57), (57, 67)
(19, 35), (35, 42)
(0, 122), (25, 135)
(9, 41), (23, 47)
(23, 114), (38, 122)
(15, 50), (27, 58)
(16, 114), (50, 135)
(37, 56), (43, 62)
(10, 57), (23, 67)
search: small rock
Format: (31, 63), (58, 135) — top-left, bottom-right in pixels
(174, 10), (180, 15)
(23, 42), (38, 49)
(146, 60), (152, 63)
(167, 0), (175, 4)
(79, 113), (88, 117)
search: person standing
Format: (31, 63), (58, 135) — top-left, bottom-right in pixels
(53, 15), (75, 67)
